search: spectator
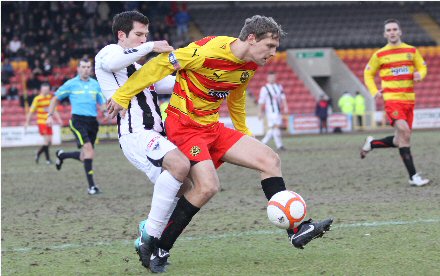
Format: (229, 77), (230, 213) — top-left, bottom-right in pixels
(1, 58), (15, 79)
(175, 5), (190, 42)
(26, 73), (42, 94)
(42, 58), (53, 76)
(338, 91), (354, 116)
(8, 36), (22, 57)
(315, 95), (330, 134)
(354, 91), (366, 129)
(97, 2), (110, 21)
(1, 84), (7, 100)
(7, 84), (19, 100)
(31, 59), (43, 76)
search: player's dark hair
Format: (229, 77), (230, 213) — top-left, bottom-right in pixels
(384, 18), (401, 29)
(112, 11), (149, 42)
(40, 82), (50, 89)
(78, 58), (91, 66)
(238, 15), (286, 42)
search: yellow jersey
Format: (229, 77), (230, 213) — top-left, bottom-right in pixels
(364, 43), (427, 104)
(30, 94), (53, 124)
(112, 36), (258, 135)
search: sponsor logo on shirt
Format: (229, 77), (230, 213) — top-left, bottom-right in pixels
(208, 89), (230, 99)
(391, 66), (409, 76)
(147, 135), (162, 150)
(169, 52), (181, 70)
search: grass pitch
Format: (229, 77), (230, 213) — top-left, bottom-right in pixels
(2, 130), (440, 275)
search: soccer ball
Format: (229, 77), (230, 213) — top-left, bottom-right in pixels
(267, 190), (307, 229)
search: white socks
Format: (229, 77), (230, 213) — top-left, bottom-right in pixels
(261, 129), (273, 144)
(146, 170), (182, 238)
(273, 128), (283, 149)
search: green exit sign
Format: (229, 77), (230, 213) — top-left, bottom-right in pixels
(296, 51), (324, 58)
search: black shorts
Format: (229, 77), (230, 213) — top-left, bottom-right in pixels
(69, 114), (99, 148)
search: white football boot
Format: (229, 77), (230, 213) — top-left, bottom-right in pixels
(409, 173), (430, 187)
(360, 136), (374, 159)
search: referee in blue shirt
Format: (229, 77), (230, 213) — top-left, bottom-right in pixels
(47, 58), (106, 195)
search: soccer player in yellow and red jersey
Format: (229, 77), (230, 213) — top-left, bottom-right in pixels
(108, 15), (332, 272)
(24, 82), (62, 164)
(361, 19), (429, 186)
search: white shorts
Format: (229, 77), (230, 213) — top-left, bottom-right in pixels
(266, 113), (283, 128)
(119, 129), (177, 184)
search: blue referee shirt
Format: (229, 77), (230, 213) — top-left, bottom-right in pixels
(55, 75), (105, 117)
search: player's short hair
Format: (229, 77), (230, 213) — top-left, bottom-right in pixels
(40, 82), (50, 89)
(78, 58), (91, 66)
(238, 15), (285, 42)
(384, 18), (401, 29)
(112, 11), (149, 41)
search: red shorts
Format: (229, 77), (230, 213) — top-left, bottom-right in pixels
(38, 124), (53, 135)
(165, 115), (245, 169)
(384, 102), (414, 129)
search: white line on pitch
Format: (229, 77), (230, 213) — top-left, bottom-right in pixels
(3, 218), (440, 253)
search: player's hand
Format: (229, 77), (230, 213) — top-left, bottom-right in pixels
(152, 41), (174, 53)
(107, 98), (126, 119)
(374, 89), (383, 99)
(46, 116), (54, 127)
(413, 72), (422, 82)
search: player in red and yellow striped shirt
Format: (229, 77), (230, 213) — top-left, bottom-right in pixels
(25, 83), (62, 164)
(109, 15), (332, 270)
(361, 19), (430, 186)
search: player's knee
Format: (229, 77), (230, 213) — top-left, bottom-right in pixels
(198, 181), (220, 199)
(264, 150), (281, 172)
(163, 151), (190, 182)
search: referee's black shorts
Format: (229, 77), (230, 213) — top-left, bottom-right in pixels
(69, 114), (99, 148)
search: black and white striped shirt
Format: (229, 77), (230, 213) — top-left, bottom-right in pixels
(95, 43), (175, 136)
(258, 83), (286, 115)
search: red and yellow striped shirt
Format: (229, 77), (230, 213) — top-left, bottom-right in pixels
(364, 43), (427, 104)
(112, 36), (258, 135)
(30, 94), (53, 124)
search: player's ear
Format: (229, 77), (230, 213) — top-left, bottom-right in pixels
(117, 30), (127, 41)
(247, 34), (257, 45)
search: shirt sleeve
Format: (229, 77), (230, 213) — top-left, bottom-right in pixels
(364, 53), (380, 96)
(279, 84), (286, 101)
(414, 49), (427, 80)
(258, 86), (267, 105)
(99, 43), (154, 72)
(227, 83), (252, 136)
(96, 84), (106, 104)
(112, 45), (203, 109)
(55, 80), (72, 100)
(29, 96), (38, 112)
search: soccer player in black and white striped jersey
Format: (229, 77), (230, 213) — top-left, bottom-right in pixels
(258, 72), (289, 151)
(95, 11), (191, 269)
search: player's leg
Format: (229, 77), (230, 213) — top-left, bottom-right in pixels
(43, 134), (52, 164)
(394, 119), (429, 186)
(360, 104), (398, 158)
(35, 125), (47, 164)
(82, 119), (99, 194)
(261, 115), (275, 144)
(55, 118), (83, 170)
(273, 126), (285, 151)
(151, 161), (217, 272)
(222, 135), (332, 248)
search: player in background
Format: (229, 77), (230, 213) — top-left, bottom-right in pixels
(94, 11), (191, 269)
(24, 82), (62, 164)
(362, 19), (429, 187)
(47, 59), (106, 195)
(108, 15), (332, 273)
(258, 71), (289, 151)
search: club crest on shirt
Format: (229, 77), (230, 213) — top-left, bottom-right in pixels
(190, 146), (201, 156)
(407, 53), (413, 60)
(392, 110), (399, 117)
(240, 71), (250, 83)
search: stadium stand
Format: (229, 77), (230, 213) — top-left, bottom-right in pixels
(2, 1), (440, 127)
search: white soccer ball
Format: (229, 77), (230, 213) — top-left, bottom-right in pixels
(267, 190), (307, 229)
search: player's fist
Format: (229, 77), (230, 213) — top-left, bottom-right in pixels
(413, 72), (422, 82)
(152, 41), (174, 53)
